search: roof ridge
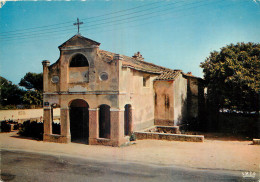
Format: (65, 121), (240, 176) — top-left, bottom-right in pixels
(99, 49), (174, 72)
(59, 34), (100, 49)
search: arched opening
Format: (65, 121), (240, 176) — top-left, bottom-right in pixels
(99, 104), (110, 139)
(70, 54), (89, 67)
(124, 104), (132, 136)
(69, 54), (89, 83)
(69, 99), (89, 143)
(51, 103), (60, 135)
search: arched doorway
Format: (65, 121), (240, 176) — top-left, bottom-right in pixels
(124, 104), (132, 136)
(99, 104), (110, 139)
(69, 99), (89, 143)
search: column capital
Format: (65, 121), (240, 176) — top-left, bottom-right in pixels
(44, 106), (52, 110)
(110, 108), (124, 112)
(89, 108), (99, 111)
(60, 107), (70, 110)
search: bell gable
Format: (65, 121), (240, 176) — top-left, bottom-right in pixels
(58, 34), (101, 50)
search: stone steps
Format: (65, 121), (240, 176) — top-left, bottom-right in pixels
(134, 125), (204, 142)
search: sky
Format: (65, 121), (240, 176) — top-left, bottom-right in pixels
(0, 0), (259, 85)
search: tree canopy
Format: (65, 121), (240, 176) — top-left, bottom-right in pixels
(0, 72), (43, 109)
(0, 76), (25, 106)
(200, 42), (259, 113)
(19, 72), (43, 92)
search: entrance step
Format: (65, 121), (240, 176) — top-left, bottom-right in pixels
(134, 125), (204, 142)
(145, 126), (180, 134)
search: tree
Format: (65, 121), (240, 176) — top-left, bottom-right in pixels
(22, 90), (43, 106)
(0, 76), (25, 106)
(19, 72), (43, 107)
(200, 42), (259, 114)
(19, 72), (43, 92)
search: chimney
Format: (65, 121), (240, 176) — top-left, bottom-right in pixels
(113, 54), (123, 61)
(132, 51), (144, 60)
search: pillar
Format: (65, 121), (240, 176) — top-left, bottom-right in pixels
(110, 108), (126, 146)
(129, 107), (134, 133)
(60, 107), (71, 143)
(43, 107), (52, 141)
(59, 55), (68, 92)
(89, 108), (99, 145)
(42, 60), (50, 92)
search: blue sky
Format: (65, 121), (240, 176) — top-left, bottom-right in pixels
(0, 0), (259, 84)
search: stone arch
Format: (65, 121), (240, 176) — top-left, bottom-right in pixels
(69, 53), (89, 83)
(69, 99), (89, 143)
(69, 53), (89, 67)
(124, 104), (132, 136)
(99, 104), (111, 139)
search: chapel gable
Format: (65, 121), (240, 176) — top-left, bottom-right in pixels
(58, 34), (100, 50)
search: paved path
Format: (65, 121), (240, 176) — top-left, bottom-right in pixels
(1, 150), (251, 182)
(1, 132), (260, 174)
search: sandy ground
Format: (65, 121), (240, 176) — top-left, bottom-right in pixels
(1, 132), (260, 172)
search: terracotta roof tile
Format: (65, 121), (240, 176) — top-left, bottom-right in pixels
(99, 50), (184, 80)
(99, 50), (172, 74)
(155, 70), (182, 80)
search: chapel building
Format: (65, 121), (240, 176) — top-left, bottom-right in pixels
(42, 34), (204, 146)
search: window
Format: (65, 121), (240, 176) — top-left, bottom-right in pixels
(155, 93), (157, 105)
(143, 75), (150, 87)
(165, 94), (170, 108)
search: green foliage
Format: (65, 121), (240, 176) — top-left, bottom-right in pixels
(19, 72), (43, 92)
(18, 120), (60, 140)
(18, 120), (43, 140)
(0, 121), (11, 132)
(200, 42), (259, 113)
(0, 76), (25, 106)
(19, 72), (43, 107)
(22, 90), (43, 106)
(129, 132), (137, 141)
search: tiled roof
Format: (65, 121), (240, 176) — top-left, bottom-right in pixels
(155, 70), (182, 80)
(99, 50), (174, 74)
(99, 50), (184, 80)
(182, 73), (203, 80)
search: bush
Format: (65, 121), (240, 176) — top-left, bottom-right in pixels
(18, 120), (43, 140)
(180, 117), (201, 132)
(129, 132), (136, 141)
(0, 121), (11, 132)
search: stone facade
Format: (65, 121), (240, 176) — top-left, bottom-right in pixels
(42, 34), (204, 146)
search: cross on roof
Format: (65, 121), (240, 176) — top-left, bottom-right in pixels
(73, 18), (83, 34)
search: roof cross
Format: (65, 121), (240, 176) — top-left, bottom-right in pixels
(73, 18), (83, 34)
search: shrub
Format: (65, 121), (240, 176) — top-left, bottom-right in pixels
(18, 120), (43, 140)
(129, 132), (136, 141)
(0, 121), (11, 132)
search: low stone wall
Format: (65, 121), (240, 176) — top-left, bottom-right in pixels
(253, 139), (260, 145)
(145, 126), (180, 134)
(0, 108), (60, 123)
(134, 131), (204, 142)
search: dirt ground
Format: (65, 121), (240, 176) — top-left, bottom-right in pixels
(0, 132), (260, 172)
